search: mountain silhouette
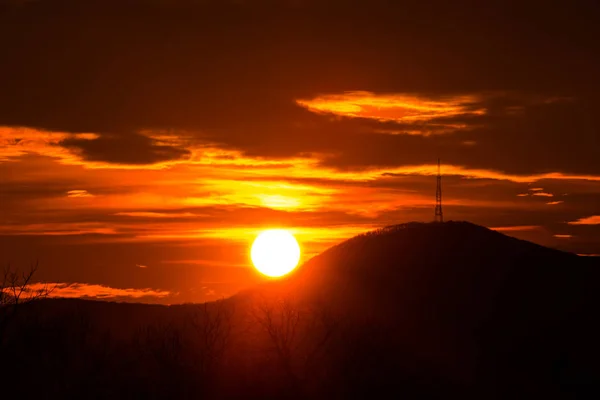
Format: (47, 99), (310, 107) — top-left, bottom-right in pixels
(241, 221), (600, 397)
(3, 221), (599, 399)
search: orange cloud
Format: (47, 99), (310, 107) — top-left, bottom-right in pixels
(4, 138), (600, 252)
(380, 165), (600, 184)
(490, 225), (540, 232)
(553, 234), (572, 238)
(568, 216), (600, 225)
(296, 91), (485, 132)
(0, 126), (191, 169)
(181, 178), (337, 211)
(546, 201), (564, 205)
(67, 190), (93, 198)
(0, 222), (116, 236)
(532, 192), (553, 197)
(0, 127), (73, 161)
(4, 126), (600, 262)
(115, 212), (200, 218)
(3, 126), (600, 186)
(17, 282), (171, 299)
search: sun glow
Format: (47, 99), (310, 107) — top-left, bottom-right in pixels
(251, 229), (301, 278)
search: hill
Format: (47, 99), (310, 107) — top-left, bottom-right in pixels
(2, 221), (599, 399)
(240, 221), (600, 397)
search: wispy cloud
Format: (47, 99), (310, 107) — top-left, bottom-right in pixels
(532, 192), (553, 197)
(0, 127), (82, 162)
(546, 201), (563, 205)
(553, 234), (572, 238)
(115, 212), (200, 218)
(568, 215), (600, 225)
(490, 225), (540, 232)
(22, 282), (171, 300)
(381, 166), (600, 184)
(296, 91), (485, 134)
(0, 222), (116, 236)
(0, 126), (191, 169)
(67, 190), (93, 198)
(3, 126), (600, 186)
(518, 190), (562, 202)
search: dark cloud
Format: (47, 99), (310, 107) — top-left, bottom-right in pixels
(314, 94), (600, 175)
(59, 132), (190, 165)
(1, 0), (599, 172)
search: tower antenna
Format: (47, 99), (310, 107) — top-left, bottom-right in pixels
(435, 158), (443, 223)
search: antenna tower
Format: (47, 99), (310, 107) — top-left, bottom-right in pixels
(435, 158), (443, 222)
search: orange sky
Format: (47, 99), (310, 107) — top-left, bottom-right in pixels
(1, 0), (600, 303)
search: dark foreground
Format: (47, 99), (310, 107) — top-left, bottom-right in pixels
(1, 222), (599, 399)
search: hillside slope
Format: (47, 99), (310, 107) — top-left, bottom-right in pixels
(245, 221), (600, 396)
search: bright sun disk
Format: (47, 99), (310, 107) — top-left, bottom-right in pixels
(251, 229), (300, 277)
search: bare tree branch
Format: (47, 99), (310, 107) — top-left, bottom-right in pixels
(189, 299), (235, 375)
(0, 262), (53, 348)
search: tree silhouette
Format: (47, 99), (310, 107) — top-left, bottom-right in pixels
(0, 262), (52, 347)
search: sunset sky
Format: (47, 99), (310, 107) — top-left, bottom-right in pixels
(1, 0), (599, 303)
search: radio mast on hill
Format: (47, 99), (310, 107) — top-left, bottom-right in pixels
(435, 158), (443, 223)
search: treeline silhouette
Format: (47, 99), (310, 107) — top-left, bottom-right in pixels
(1, 222), (599, 399)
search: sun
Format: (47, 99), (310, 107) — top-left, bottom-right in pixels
(251, 229), (301, 278)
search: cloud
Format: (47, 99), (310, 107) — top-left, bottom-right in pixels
(546, 201), (564, 205)
(296, 91), (485, 134)
(532, 192), (554, 197)
(553, 234), (572, 238)
(516, 189), (559, 198)
(115, 212), (200, 218)
(2, 146), (600, 247)
(490, 225), (541, 232)
(20, 282), (171, 300)
(5, 127), (600, 184)
(67, 190), (93, 198)
(1, 2), (599, 176)
(568, 216), (600, 225)
(0, 126), (75, 161)
(0, 222), (116, 236)
(0, 126), (191, 169)
(59, 131), (191, 165)
(379, 165), (600, 184)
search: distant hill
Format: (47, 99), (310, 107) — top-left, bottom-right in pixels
(4, 221), (599, 399)
(241, 221), (600, 397)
